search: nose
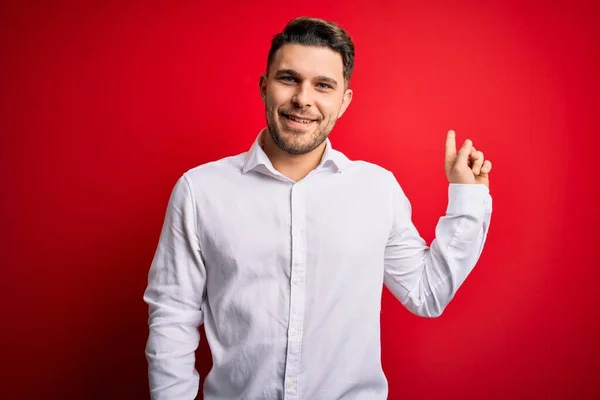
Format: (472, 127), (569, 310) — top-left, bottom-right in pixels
(292, 82), (312, 108)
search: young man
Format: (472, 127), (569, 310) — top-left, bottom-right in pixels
(144, 16), (493, 400)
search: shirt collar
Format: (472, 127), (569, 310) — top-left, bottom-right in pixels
(242, 128), (352, 175)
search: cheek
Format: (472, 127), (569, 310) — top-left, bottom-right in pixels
(265, 97), (279, 116)
(317, 98), (341, 119)
(267, 86), (290, 107)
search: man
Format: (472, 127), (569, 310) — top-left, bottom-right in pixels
(144, 16), (493, 400)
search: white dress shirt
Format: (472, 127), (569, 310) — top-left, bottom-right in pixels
(143, 129), (493, 399)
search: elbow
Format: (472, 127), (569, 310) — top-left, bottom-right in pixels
(407, 301), (446, 318)
(387, 272), (456, 318)
(404, 290), (451, 318)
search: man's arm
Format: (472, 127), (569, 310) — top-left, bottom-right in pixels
(384, 129), (493, 317)
(143, 174), (207, 399)
(383, 175), (492, 317)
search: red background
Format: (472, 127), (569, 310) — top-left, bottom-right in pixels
(1, 1), (599, 399)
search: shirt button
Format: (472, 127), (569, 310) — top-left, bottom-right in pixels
(293, 280), (301, 286)
(291, 329), (298, 336)
(287, 380), (297, 388)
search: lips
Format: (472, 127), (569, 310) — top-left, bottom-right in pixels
(281, 112), (318, 124)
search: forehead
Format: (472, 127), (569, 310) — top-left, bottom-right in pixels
(270, 44), (344, 79)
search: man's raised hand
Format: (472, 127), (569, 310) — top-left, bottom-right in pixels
(444, 129), (492, 188)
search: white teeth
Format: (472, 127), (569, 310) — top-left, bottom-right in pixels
(287, 115), (311, 123)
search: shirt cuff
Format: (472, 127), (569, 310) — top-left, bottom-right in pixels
(446, 183), (492, 216)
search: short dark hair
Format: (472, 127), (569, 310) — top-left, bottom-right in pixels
(266, 16), (355, 85)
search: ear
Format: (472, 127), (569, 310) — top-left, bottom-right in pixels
(337, 88), (353, 119)
(259, 74), (268, 104)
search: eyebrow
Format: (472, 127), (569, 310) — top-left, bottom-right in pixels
(274, 69), (339, 88)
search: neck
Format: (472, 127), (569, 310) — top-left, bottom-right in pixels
(261, 129), (327, 182)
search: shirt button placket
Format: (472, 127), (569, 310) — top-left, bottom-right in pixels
(284, 182), (307, 400)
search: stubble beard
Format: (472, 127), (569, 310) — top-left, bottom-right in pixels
(265, 106), (336, 155)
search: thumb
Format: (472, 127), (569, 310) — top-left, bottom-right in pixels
(456, 139), (473, 167)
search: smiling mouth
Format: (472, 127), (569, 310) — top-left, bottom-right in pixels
(281, 113), (317, 124)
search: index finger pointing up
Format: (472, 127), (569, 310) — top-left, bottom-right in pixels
(445, 129), (457, 159)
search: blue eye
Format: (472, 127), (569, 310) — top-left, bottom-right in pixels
(280, 76), (295, 82)
(317, 83), (331, 89)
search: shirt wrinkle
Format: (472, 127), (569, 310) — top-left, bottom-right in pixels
(144, 129), (493, 399)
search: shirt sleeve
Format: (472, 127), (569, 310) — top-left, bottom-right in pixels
(383, 171), (493, 317)
(143, 173), (207, 399)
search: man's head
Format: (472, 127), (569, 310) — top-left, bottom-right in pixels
(260, 17), (354, 155)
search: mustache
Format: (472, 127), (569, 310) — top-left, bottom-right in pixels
(279, 108), (321, 121)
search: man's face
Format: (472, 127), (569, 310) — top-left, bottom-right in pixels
(260, 44), (353, 155)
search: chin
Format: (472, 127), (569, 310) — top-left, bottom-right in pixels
(273, 130), (318, 155)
